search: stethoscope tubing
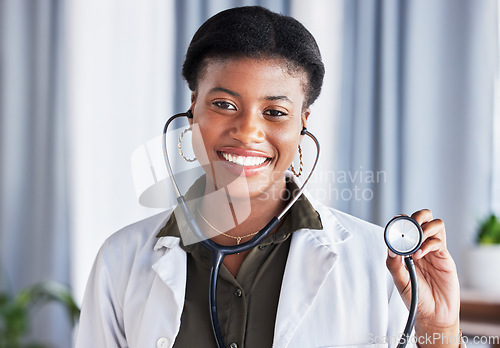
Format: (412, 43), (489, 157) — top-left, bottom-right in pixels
(164, 113), (419, 348)
(397, 256), (418, 348)
(162, 112), (320, 348)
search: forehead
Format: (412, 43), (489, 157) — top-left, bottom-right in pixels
(196, 56), (308, 96)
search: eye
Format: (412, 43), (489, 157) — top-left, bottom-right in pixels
(263, 109), (288, 117)
(213, 101), (236, 110)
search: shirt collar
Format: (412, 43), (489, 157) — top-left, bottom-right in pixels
(156, 176), (323, 252)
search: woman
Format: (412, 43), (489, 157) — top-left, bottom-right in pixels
(76, 6), (461, 348)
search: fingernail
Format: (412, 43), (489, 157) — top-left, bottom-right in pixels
(414, 249), (423, 259)
(388, 249), (397, 258)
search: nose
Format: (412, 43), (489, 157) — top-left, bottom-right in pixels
(228, 109), (265, 144)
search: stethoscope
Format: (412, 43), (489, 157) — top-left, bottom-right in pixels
(162, 111), (423, 348)
(384, 215), (423, 348)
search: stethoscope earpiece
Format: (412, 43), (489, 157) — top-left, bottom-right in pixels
(384, 216), (423, 257)
(186, 109), (194, 119)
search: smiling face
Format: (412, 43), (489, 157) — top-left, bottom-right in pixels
(190, 57), (309, 200)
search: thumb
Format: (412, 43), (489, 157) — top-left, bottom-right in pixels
(386, 249), (412, 306)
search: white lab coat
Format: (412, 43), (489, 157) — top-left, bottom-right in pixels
(75, 193), (417, 348)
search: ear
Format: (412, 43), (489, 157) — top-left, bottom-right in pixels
(301, 107), (310, 130)
(188, 92), (197, 126)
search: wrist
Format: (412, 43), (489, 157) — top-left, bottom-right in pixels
(414, 323), (462, 348)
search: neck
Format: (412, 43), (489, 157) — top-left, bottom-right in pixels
(197, 178), (288, 245)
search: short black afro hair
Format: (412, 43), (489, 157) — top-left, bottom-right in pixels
(182, 6), (325, 107)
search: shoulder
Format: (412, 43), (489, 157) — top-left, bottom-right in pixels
(307, 197), (387, 259)
(86, 210), (177, 302)
(328, 207), (383, 236)
(330, 208), (387, 257)
(96, 210), (174, 266)
(308, 194), (383, 237)
(307, 201), (397, 299)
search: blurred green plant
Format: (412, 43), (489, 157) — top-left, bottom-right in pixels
(477, 214), (500, 245)
(0, 280), (80, 348)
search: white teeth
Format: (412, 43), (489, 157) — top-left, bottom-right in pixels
(221, 152), (267, 166)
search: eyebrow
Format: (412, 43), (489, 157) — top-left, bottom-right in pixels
(264, 95), (292, 103)
(209, 87), (292, 103)
(208, 87), (241, 97)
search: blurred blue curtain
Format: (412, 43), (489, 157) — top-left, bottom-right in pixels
(337, 0), (407, 221)
(0, 0), (71, 347)
(336, 0), (498, 267)
(0, 0), (291, 346)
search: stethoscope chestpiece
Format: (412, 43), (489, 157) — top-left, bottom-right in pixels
(384, 216), (423, 257)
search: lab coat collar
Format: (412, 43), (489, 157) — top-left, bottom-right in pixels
(152, 235), (186, 293)
(272, 232), (339, 347)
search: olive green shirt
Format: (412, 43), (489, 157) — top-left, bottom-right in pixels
(156, 179), (322, 348)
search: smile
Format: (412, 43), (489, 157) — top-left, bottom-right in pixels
(220, 152), (270, 167)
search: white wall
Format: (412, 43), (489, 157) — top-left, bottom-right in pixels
(67, 0), (176, 302)
(291, 0), (344, 204)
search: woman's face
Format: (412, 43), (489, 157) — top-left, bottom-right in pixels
(190, 57), (309, 200)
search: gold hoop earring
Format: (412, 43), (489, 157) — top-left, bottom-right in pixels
(178, 128), (197, 162)
(289, 145), (303, 177)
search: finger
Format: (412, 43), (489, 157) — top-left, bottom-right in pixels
(420, 219), (446, 248)
(413, 238), (446, 260)
(386, 249), (411, 299)
(411, 209), (433, 225)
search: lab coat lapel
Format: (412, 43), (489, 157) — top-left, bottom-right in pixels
(273, 210), (351, 348)
(145, 236), (186, 347)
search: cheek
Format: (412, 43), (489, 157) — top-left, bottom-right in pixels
(189, 120), (219, 165)
(273, 128), (302, 162)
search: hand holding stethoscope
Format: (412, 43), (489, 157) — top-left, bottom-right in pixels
(385, 210), (461, 347)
